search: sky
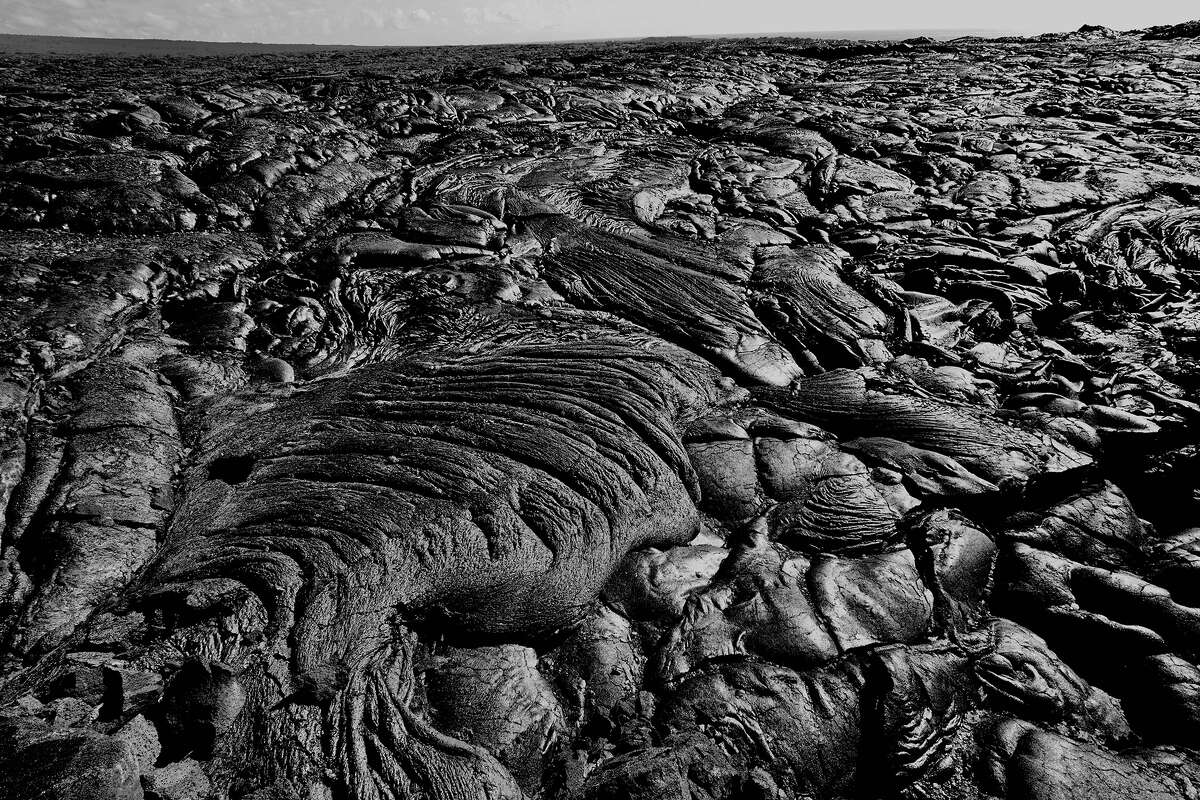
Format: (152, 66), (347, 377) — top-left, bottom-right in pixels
(0, 0), (1196, 46)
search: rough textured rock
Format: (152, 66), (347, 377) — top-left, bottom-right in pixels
(4, 19), (1200, 800)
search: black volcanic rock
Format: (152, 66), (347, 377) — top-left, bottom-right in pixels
(3, 21), (1200, 800)
(1144, 20), (1200, 39)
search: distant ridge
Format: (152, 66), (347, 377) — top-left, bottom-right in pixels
(0, 33), (382, 56)
(0, 27), (1017, 56)
(705, 28), (1013, 40)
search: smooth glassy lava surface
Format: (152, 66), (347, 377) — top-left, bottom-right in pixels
(4, 21), (1200, 800)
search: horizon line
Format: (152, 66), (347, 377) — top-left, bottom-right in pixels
(0, 25), (1082, 52)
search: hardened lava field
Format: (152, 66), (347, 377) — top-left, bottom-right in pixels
(3, 20), (1200, 800)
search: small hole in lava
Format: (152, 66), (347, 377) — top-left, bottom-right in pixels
(208, 455), (256, 484)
